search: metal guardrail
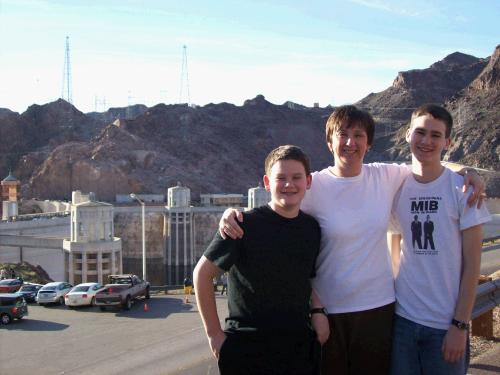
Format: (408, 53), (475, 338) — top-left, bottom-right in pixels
(472, 278), (500, 319)
(1, 211), (71, 222)
(483, 234), (500, 244)
(150, 285), (183, 293)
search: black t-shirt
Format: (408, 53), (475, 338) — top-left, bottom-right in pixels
(204, 205), (321, 334)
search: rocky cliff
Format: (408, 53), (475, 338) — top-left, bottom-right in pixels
(18, 96), (332, 201)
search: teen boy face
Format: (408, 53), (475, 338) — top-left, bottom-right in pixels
(263, 159), (312, 218)
(406, 115), (451, 166)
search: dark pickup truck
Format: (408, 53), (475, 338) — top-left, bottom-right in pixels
(94, 274), (150, 310)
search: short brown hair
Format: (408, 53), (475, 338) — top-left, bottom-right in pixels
(264, 145), (311, 176)
(325, 105), (375, 146)
(411, 104), (453, 138)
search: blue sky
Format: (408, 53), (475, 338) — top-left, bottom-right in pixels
(0, 0), (498, 113)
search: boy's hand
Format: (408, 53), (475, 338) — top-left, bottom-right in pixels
(219, 208), (244, 239)
(461, 169), (486, 208)
(208, 330), (227, 359)
(311, 313), (330, 345)
(441, 326), (467, 363)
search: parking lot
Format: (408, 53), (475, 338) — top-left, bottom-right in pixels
(0, 294), (227, 375)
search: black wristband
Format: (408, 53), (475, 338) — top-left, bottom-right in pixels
(451, 318), (470, 330)
(310, 307), (328, 316)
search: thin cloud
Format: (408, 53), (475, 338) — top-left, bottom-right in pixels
(349, 0), (424, 17)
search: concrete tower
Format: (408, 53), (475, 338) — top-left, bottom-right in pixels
(248, 182), (271, 209)
(63, 191), (122, 285)
(166, 182), (194, 284)
(1, 171), (21, 220)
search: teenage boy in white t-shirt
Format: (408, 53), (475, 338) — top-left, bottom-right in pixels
(390, 104), (491, 375)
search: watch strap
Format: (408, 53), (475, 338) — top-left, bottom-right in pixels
(451, 318), (470, 330)
(310, 307), (328, 316)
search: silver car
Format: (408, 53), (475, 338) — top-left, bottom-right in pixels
(37, 282), (73, 306)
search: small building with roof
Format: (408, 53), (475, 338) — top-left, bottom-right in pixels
(1, 171), (21, 220)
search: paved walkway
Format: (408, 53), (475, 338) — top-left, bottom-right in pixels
(469, 343), (500, 375)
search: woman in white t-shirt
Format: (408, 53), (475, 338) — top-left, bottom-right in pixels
(219, 105), (483, 375)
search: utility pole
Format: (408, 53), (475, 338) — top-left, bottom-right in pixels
(179, 45), (190, 105)
(61, 36), (73, 104)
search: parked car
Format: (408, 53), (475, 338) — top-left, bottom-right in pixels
(65, 283), (102, 307)
(0, 293), (28, 324)
(17, 283), (43, 303)
(95, 274), (150, 311)
(0, 279), (23, 293)
(37, 282), (73, 306)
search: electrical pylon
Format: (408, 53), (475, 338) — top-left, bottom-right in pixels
(61, 36), (73, 104)
(179, 45), (190, 105)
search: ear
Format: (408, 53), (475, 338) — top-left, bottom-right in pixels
(263, 175), (271, 192)
(327, 142), (334, 153)
(444, 137), (451, 150)
(306, 174), (312, 190)
(405, 128), (411, 143)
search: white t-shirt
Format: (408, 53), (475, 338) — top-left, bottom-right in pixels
(391, 168), (491, 330)
(301, 163), (409, 313)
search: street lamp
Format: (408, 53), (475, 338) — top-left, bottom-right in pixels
(130, 193), (146, 281)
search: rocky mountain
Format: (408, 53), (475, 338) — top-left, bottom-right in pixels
(86, 104), (148, 124)
(380, 46), (499, 195)
(22, 96), (333, 201)
(0, 99), (105, 180)
(1, 46), (498, 200)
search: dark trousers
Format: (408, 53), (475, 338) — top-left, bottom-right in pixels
(218, 330), (321, 375)
(321, 302), (395, 375)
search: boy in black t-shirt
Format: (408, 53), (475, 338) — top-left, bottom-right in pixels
(194, 145), (328, 375)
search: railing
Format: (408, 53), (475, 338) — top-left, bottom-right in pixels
(472, 278), (500, 319)
(1, 211), (71, 222)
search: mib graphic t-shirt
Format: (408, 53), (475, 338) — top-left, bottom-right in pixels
(391, 168), (490, 330)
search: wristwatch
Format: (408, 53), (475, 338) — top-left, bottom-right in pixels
(310, 307), (328, 316)
(451, 318), (470, 330)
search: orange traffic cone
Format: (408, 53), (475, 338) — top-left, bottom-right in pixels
(144, 303), (149, 312)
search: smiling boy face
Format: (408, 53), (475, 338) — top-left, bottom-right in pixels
(263, 159), (312, 219)
(406, 115), (451, 167)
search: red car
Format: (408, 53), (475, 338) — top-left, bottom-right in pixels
(0, 279), (23, 293)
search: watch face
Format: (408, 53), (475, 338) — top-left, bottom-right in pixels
(452, 319), (469, 330)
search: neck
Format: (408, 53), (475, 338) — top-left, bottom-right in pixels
(267, 202), (300, 219)
(330, 164), (362, 177)
(411, 159), (444, 183)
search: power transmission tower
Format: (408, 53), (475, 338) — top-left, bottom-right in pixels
(61, 36), (73, 104)
(179, 45), (190, 105)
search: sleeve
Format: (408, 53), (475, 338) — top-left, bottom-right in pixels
(388, 212), (402, 234)
(458, 187), (491, 231)
(375, 162), (411, 194)
(388, 185), (403, 234)
(203, 231), (242, 271)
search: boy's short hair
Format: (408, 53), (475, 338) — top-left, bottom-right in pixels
(325, 105), (375, 146)
(411, 104), (453, 138)
(264, 145), (311, 176)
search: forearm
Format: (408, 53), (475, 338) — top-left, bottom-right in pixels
(311, 287), (324, 308)
(454, 225), (483, 322)
(193, 257), (224, 336)
(389, 233), (402, 277)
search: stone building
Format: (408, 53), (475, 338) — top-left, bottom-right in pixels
(62, 191), (122, 285)
(247, 183), (270, 208)
(165, 183), (195, 284)
(200, 193), (245, 207)
(1, 172), (21, 220)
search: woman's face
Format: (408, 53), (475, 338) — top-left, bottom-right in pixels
(328, 124), (369, 174)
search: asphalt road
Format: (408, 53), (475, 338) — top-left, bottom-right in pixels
(0, 293), (227, 375)
(1, 243), (498, 375)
